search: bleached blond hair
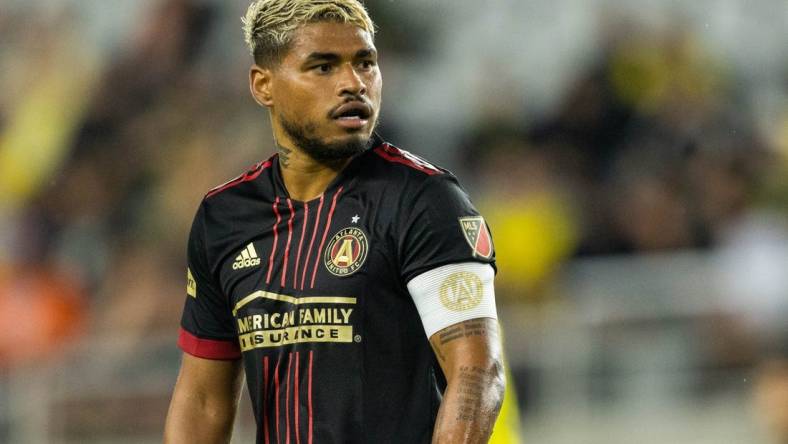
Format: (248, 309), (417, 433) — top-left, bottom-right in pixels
(242, 0), (375, 66)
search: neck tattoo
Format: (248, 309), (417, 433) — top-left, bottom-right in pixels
(277, 145), (292, 168)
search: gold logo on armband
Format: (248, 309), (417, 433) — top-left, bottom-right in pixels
(439, 271), (483, 311)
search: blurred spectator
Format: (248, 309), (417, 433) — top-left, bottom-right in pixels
(0, 262), (85, 367)
(463, 127), (579, 301)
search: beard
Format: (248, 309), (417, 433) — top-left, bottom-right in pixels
(279, 113), (375, 164)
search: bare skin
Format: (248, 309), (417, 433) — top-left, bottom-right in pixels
(249, 22), (382, 202)
(164, 354), (244, 444)
(430, 318), (506, 443)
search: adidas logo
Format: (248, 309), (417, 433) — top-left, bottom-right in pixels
(233, 243), (261, 270)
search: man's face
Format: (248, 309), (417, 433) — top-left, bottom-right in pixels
(264, 22), (382, 161)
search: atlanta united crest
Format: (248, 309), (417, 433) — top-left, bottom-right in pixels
(324, 227), (369, 276)
(458, 216), (494, 259)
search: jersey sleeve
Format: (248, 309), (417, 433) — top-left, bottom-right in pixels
(399, 174), (498, 339)
(177, 204), (241, 360)
(399, 173), (496, 283)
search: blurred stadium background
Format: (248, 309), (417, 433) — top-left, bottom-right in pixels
(1, 0), (787, 442)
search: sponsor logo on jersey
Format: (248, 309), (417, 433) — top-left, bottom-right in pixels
(439, 271), (483, 311)
(458, 216), (493, 259)
(233, 243), (262, 270)
(233, 290), (358, 351)
(323, 227), (368, 277)
(187, 268), (197, 298)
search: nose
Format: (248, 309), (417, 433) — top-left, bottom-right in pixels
(337, 64), (367, 97)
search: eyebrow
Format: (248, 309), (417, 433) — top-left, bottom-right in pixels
(303, 48), (377, 64)
(355, 48), (377, 59)
(303, 52), (340, 64)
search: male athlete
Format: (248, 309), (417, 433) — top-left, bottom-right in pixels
(164, 1), (505, 442)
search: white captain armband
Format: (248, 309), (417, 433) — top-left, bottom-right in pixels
(406, 262), (498, 339)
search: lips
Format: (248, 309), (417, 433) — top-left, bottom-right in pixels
(332, 101), (372, 120)
(331, 101), (372, 130)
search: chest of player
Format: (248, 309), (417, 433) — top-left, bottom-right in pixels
(213, 192), (402, 352)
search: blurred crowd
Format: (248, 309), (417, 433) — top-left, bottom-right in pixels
(0, 0), (787, 442)
(462, 15), (788, 442)
(464, 17), (788, 441)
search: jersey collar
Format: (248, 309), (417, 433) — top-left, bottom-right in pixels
(271, 133), (385, 203)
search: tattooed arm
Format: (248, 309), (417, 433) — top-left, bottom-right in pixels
(430, 318), (505, 444)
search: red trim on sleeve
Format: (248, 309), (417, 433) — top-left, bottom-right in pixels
(205, 159), (272, 198)
(373, 144), (442, 175)
(177, 328), (241, 360)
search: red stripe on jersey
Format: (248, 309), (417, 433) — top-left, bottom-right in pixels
(301, 194), (324, 290)
(267, 197), (282, 284)
(206, 160), (272, 198)
(177, 328), (241, 360)
(285, 352), (292, 444)
(281, 199), (295, 288)
(275, 354), (282, 444)
(307, 351), (314, 444)
(373, 144), (441, 175)
(310, 186), (344, 288)
(295, 351), (301, 444)
(293, 202), (309, 289)
(263, 356), (270, 444)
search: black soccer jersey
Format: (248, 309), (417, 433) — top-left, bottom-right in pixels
(178, 135), (495, 444)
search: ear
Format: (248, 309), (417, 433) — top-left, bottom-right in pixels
(250, 64), (274, 108)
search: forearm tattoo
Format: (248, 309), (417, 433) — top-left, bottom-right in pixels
(455, 365), (486, 422)
(437, 320), (492, 347)
(430, 319), (504, 442)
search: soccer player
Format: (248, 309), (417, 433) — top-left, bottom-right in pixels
(164, 1), (505, 442)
